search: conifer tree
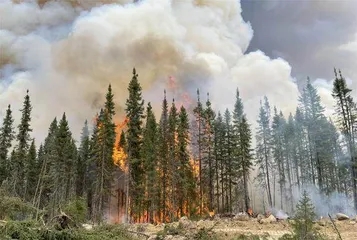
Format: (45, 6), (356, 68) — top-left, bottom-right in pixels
(76, 120), (90, 197)
(93, 84), (116, 223)
(24, 139), (37, 201)
(193, 89), (205, 215)
(202, 93), (215, 212)
(332, 69), (357, 210)
(291, 191), (318, 239)
(158, 90), (169, 222)
(0, 105), (15, 184)
(168, 99), (178, 220)
(239, 116), (253, 212)
(255, 97), (273, 207)
(177, 106), (196, 217)
(125, 68), (145, 222)
(214, 112), (225, 213)
(12, 90), (32, 198)
(223, 108), (233, 213)
(141, 103), (158, 223)
(33, 118), (58, 213)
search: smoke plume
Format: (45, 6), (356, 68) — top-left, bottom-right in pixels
(0, 0), (300, 143)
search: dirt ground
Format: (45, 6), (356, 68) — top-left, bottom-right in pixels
(129, 216), (357, 240)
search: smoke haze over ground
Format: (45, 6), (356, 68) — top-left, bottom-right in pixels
(0, 0), (301, 143)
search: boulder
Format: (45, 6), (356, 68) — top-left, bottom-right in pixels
(336, 213), (350, 221)
(259, 214), (277, 224)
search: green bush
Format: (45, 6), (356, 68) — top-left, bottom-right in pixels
(0, 221), (138, 240)
(62, 198), (87, 224)
(0, 189), (35, 220)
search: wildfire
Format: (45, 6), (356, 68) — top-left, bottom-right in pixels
(113, 117), (129, 172)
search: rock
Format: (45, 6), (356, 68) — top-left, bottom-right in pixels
(318, 217), (328, 227)
(259, 214), (277, 224)
(148, 235), (157, 240)
(234, 213), (250, 221)
(257, 214), (265, 221)
(336, 213), (350, 221)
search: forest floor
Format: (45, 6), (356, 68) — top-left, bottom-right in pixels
(126, 215), (357, 239)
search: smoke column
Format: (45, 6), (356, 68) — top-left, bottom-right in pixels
(0, 0), (300, 143)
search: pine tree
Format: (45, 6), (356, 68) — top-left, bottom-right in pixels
(0, 105), (15, 184)
(33, 118), (58, 215)
(239, 116), (253, 212)
(158, 90), (169, 222)
(332, 69), (357, 210)
(125, 68), (145, 222)
(177, 106), (196, 217)
(141, 102), (158, 223)
(93, 84), (116, 223)
(168, 99), (178, 220)
(291, 191), (318, 239)
(214, 112), (225, 213)
(255, 97), (273, 208)
(24, 139), (37, 201)
(202, 93), (215, 212)
(223, 108), (233, 213)
(76, 120), (90, 197)
(272, 107), (286, 210)
(12, 90), (32, 198)
(50, 113), (76, 215)
(193, 89), (205, 215)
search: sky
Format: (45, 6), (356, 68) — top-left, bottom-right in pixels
(0, 0), (356, 143)
(241, 0), (357, 90)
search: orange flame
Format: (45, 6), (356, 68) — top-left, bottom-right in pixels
(113, 117), (129, 172)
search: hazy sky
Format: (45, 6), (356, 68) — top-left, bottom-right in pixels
(241, 0), (357, 90)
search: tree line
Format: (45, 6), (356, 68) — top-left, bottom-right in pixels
(0, 68), (356, 224)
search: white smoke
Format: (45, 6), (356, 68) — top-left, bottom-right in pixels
(292, 185), (356, 218)
(0, 0), (301, 144)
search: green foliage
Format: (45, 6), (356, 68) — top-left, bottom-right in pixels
(0, 188), (35, 220)
(0, 221), (137, 240)
(280, 191), (327, 240)
(193, 228), (218, 240)
(62, 198), (87, 224)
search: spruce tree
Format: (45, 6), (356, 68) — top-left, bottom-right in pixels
(168, 99), (178, 220)
(291, 191), (318, 239)
(93, 84), (116, 223)
(0, 105), (15, 184)
(125, 68), (145, 222)
(223, 108), (233, 213)
(239, 116), (253, 212)
(177, 106), (196, 217)
(158, 90), (169, 222)
(332, 69), (357, 210)
(255, 97), (273, 207)
(214, 112), (225, 213)
(193, 89), (205, 215)
(203, 93), (215, 212)
(12, 90), (32, 198)
(141, 102), (158, 223)
(24, 139), (37, 201)
(76, 120), (90, 197)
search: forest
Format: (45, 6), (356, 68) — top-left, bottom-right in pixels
(0, 68), (356, 227)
